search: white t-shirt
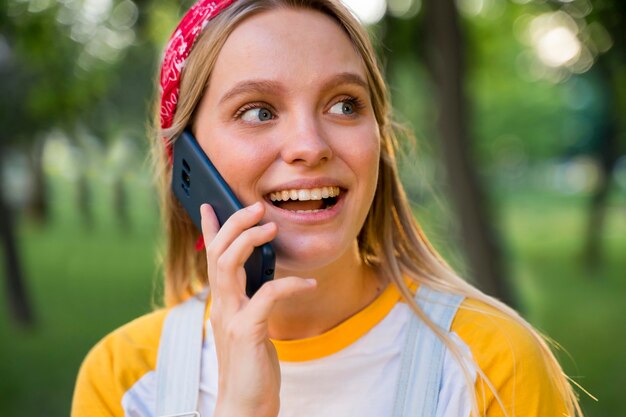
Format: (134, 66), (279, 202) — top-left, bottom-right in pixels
(73, 283), (569, 417)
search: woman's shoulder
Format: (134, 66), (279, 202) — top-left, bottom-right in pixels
(451, 297), (544, 360)
(451, 297), (568, 415)
(88, 307), (169, 365)
(451, 296), (551, 377)
(71, 308), (170, 417)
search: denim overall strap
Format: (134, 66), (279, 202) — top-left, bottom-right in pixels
(155, 289), (208, 417)
(392, 286), (464, 417)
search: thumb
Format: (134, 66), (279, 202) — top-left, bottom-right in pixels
(243, 277), (317, 326)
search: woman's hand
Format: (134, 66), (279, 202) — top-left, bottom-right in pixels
(201, 202), (316, 417)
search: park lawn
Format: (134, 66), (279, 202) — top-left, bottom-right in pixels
(502, 190), (626, 417)
(0, 178), (624, 417)
(0, 176), (160, 416)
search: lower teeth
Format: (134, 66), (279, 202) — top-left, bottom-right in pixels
(294, 209), (323, 213)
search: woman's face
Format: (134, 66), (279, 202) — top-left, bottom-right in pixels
(193, 8), (380, 273)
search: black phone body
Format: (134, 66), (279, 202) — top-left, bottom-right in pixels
(172, 130), (275, 297)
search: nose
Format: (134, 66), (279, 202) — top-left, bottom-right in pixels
(280, 114), (332, 167)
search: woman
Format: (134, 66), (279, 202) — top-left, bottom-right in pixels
(72, 1), (583, 416)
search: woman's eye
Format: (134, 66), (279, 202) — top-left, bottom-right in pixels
(329, 100), (356, 116)
(240, 107), (274, 122)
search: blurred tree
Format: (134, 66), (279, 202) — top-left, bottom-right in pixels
(0, 0), (162, 323)
(536, 0), (626, 266)
(565, 65), (620, 267)
(0, 169), (33, 326)
(422, 0), (513, 304)
(1, 0), (166, 227)
(577, 0), (626, 267)
(382, 1), (515, 305)
(382, 0), (626, 297)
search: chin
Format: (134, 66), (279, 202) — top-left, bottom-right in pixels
(272, 237), (356, 275)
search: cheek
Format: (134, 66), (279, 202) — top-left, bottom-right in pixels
(338, 127), (381, 183)
(203, 137), (276, 204)
(357, 131), (381, 206)
(363, 137), (381, 172)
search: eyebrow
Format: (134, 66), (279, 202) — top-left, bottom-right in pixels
(219, 79), (286, 105)
(218, 72), (370, 105)
(321, 72), (370, 94)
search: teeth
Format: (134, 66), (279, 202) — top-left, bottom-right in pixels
(269, 186), (341, 202)
(311, 189), (322, 200)
(298, 190), (310, 201)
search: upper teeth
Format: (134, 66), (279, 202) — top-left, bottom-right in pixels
(269, 186), (340, 202)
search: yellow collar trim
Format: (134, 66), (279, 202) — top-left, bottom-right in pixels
(271, 282), (402, 362)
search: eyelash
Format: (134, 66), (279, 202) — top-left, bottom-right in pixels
(331, 96), (366, 114)
(233, 102), (276, 120)
(232, 95), (367, 121)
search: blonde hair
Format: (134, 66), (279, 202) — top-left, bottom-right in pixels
(150, 1), (584, 416)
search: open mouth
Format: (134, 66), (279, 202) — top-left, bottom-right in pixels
(268, 186), (341, 213)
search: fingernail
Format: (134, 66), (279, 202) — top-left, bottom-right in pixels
(305, 278), (317, 287)
(200, 203), (213, 217)
(261, 222), (275, 230)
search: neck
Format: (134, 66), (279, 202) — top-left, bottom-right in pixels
(268, 244), (385, 340)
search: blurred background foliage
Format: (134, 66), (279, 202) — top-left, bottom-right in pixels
(0, 0), (625, 415)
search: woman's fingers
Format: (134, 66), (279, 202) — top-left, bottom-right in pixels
(213, 222), (277, 295)
(201, 202), (266, 292)
(200, 203), (220, 243)
(200, 203), (221, 290)
(206, 202), (266, 259)
(201, 203), (314, 417)
(202, 200), (315, 331)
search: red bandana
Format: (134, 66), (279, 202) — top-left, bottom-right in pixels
(159, 0), (237, 162)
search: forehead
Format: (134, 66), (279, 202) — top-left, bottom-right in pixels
(209, 7), (366, 92)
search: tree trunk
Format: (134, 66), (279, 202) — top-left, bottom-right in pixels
(583, 163), (613, 268)
(113, 176), (130, 232)
(77, 173), (94, 230)
(0, 152), (34, 326)
(583, 62), (620, 269)
(28, 136), (49, 224)
(421, 0), (515, 306)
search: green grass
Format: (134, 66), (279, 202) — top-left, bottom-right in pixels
(501, 191), (626, 417)
(0, 175), (160, 416)
(0, 177), (624, 416)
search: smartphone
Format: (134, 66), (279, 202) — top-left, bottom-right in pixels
(171, 129), (275, 297)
